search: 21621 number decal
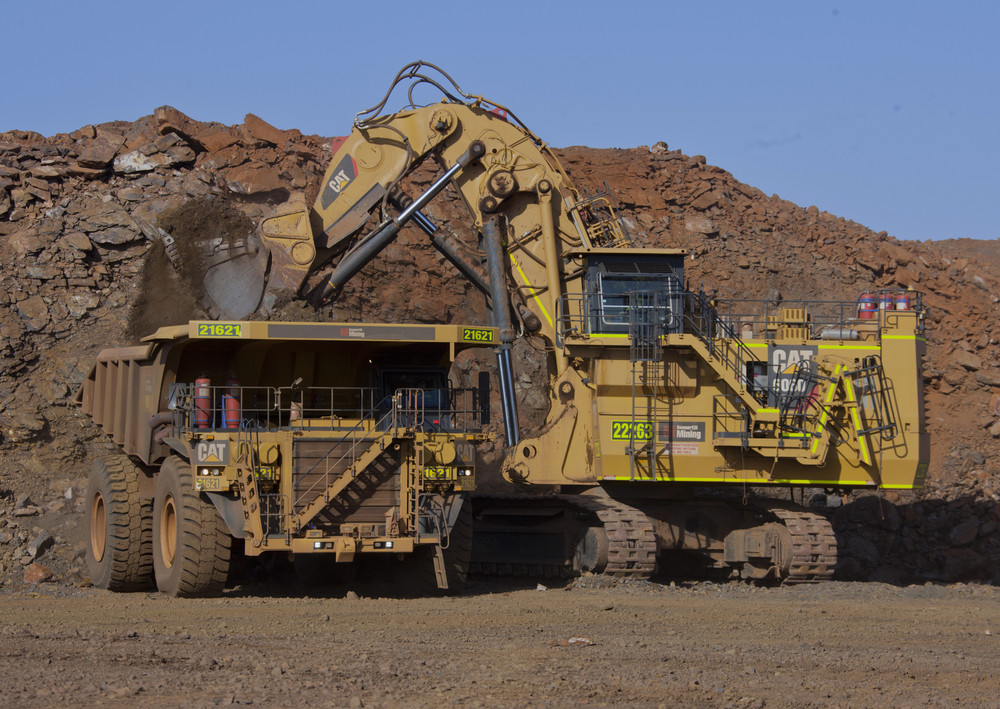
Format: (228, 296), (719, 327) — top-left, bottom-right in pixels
(462, 328), (495, 343)
(197, 323), (242, 338)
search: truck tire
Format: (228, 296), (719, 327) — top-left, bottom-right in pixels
(404, 496), (473, 595)
(152, 456), (231, 597)
(85, 455), (153, 591)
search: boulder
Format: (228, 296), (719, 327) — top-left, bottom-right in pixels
(243, 113), (289, 146)
(952, 350), (983, 372)
(153, 105), (206, 151)
(200, 129), (240, 153)
(60, 232), (93, 252)
(26, 532), (53, 559)
(23, 563), (53, 585)
(685, 215), (717, 235)
(76, 129), (125, 168)
(15, 295), (50, 332)
(974, 370), (1000, 388)
(113, 144), (196, 173)
(87, 227), (143, 246)
(224, 165), (286, 195)
(949, 518), (980, 546)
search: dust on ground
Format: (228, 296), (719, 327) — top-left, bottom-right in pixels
(1, 579), (997, 707)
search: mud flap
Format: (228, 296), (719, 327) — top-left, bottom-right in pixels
(431, 546), (449, 590)
(205, 491), (247, 539)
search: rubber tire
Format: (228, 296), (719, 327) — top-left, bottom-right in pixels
(85, 455), (153, 591)
(403, 496), (473, 595)
(152, 456), (232, 597)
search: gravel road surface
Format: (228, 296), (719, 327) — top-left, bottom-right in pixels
(1, 578), (997, 708)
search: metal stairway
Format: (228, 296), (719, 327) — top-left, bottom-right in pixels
(289, 389), (428, 533)
(627, 291), (664, 478)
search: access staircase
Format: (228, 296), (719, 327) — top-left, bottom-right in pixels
(232, 389), (433, 545)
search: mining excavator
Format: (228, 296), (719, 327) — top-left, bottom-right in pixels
(83, 62), (928, 591)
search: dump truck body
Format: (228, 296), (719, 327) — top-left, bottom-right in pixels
(78, 320), (495, 595)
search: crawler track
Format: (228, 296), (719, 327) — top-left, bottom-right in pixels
(568, 495), (657, 578)
(469, 494), (657, 579)
(769, 506), (838, 583)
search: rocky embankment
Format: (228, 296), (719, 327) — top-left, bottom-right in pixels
(0, 107), (997, 590)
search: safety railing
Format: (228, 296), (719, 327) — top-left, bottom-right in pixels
(711, 288), (924, 340)
(168, 384), (487, 434)
(846, 355), (898, 440)
(712, 395), (751, 448)
(288, 386), (484, 519)
(558, 288), (923, 345)
(290, 406), (395, 516)
(774, 361), (826, 435)
(567, 184), (632, 248)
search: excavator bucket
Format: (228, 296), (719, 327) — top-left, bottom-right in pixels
(199, 194), (317, 320)
(201, 246), (268, 320)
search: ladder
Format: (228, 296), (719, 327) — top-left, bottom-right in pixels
(627, 291), (664, 479)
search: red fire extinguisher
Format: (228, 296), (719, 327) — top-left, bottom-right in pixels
(222, 375), (241, 429)
(194, 376), (212, 429)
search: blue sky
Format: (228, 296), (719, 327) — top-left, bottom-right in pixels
(4, 1), (997, 241)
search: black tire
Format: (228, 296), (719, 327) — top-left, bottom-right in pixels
(402, 495), (473, 595)
(152, 456), (231, 597)
(85, 455), (153, 591)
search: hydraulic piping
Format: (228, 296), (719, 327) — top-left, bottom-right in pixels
(483, 216), (520, 448)
(314, 141), (486, 303)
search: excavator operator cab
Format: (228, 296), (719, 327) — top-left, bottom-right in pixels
(579, 249), (687, 336)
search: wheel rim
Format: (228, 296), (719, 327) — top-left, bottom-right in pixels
(160, 493), (177, 569)
(90, 491), (106, 563)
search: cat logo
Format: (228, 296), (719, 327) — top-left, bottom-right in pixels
(328, 168), (351, 194)
(772, 346), (816, 378)
(320, 153), (358, 209)
(194, 441), (229, 465)
(769, 345), (817, 405)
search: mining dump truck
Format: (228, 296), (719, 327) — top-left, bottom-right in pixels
(77, 319), (494, 596)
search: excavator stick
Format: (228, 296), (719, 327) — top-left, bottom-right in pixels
(313, 140), (486, 303)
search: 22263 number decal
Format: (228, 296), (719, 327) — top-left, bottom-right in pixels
(462, 328), (495, 343)
(610, 421), (653, 441)
(197, 323), (242, 338)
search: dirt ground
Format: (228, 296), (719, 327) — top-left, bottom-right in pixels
(1, 579), (997, 708)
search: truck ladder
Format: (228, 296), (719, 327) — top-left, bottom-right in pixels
(233, 425), (282, 548)
(627, 291), (664, 479)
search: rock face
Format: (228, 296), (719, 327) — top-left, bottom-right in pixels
(0, 108), (997, 588)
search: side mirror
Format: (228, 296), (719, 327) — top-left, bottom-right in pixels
(166, 383), (185, 411)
